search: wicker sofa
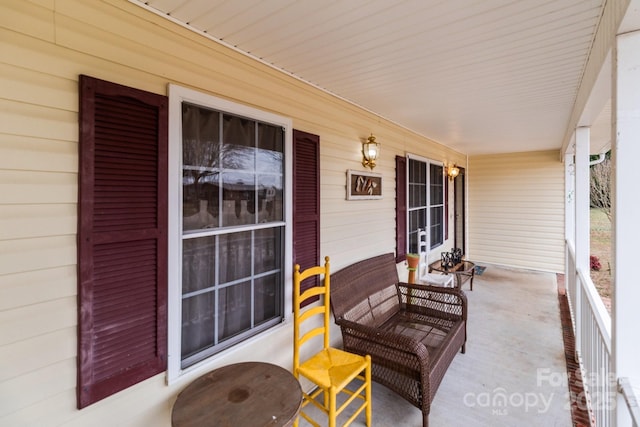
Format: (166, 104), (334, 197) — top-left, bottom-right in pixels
(330, 253), (467, 427)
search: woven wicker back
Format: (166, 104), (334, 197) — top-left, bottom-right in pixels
(330, 253), (400, 321)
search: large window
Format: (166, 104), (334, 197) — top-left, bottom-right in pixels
(407, 156), (444, 254)
(169, 86), (292, 377)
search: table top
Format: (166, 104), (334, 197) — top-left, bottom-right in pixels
(429, 259), (475, 273)
(172, 362), (302, 427)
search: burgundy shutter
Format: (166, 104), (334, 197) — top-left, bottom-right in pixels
(395, 155), (407, 262)
(445, 176), (449, 241)
(77, 75), (168, 408)
(293, 130), (320, 301)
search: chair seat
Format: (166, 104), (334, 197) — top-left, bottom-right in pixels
(419, 273), (454, 287)
(298, 347), (368, 390)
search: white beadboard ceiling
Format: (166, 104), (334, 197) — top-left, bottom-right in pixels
(133, 0), (609, 155)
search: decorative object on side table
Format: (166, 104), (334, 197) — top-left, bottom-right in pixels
(441, 252), (454, 269)
(451, 248), (463, 264)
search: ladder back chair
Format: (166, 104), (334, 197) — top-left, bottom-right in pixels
(293, 256), (372, 427)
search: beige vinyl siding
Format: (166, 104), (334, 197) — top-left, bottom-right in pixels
(468, 150), (565, 272)
(0, 1), (465, 426)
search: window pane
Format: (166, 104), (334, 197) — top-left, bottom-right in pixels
(218, 281), (252, 341)
(409, 182), (426, 208)
(257, 124), (283, 173)
(430, 165), (444, 205)
(430, 206), (444, 248)
(182, 103), (220, 168)
(181, 292), (215, 359)
(221, 172), (256, 226)
(408, 209), (426, 254)
(183, 173), (219, 231)
(219, 231), (252, 283)
(408, 159), (427, 209)
(182, 236), (216, 294)
(255, 274), (281, 325)
(222, 115), (255, 169)
(257, 174), (283, 222)
(182, 104), (221, 232)
(254, 227), (282, 275)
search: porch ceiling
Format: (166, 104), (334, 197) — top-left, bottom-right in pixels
(133, 0), (609, 155)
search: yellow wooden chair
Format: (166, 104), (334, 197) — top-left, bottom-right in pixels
(293, 256), (372, 427)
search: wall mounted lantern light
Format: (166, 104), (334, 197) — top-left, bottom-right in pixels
(447, 164), (460, 180)
(362, 134), (380, 170)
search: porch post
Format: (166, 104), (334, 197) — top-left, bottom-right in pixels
(574, 127), (590, 359)
(612, 27), (640, 426)
(574, 127), (590, 273)
(564, 151), (578, 337)
(565, 152), (575, 247)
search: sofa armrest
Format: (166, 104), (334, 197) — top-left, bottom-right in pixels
(396, 282), (467, 323)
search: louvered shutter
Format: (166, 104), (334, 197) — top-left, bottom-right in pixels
(395, 155), (407, 262)
(445, 177), (449, 241)
(293, 130), (320, 302)
(77, 75), (168, 408)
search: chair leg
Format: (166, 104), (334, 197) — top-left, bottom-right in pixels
(365, 356), (372, 426)
(329, 386), (337, 427)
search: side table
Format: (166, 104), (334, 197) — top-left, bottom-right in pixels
(428, 260), (476, 291)
(172, 362), (302, 427)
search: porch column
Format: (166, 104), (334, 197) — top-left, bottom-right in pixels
(565, 153), (575, 247)
(574, 127), (590, 273)
(612, 27), (640, 426)
(573, 127), (590, 358)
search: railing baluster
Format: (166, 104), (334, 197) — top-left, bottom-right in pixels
(565, 241), (634, 427)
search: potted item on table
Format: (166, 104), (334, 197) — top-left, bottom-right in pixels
(406, 253), (420, 284)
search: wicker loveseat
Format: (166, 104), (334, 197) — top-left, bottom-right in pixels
(330, 253), (467, 427)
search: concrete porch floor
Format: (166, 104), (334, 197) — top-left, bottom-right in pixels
(300, 264), (573, 427)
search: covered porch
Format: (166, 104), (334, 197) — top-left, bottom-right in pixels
(2, 0), (640, 426)
(300, 265), (574, 426)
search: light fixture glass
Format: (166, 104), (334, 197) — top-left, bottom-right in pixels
(447, 164), (460, 180)
(362, 134), (380, 170)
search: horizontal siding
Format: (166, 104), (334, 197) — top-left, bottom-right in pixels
(0, 235), (76, 276)
(0, 297), (76, 347)
(0, 327), (76, 383)
(0, 204), (76, 240)
(0, 266), (77, 311)
(0, 359), (76, 418)
(0, 134), (77, 173)
(468, 150), (565, 272)
(0, 0), (463, 426)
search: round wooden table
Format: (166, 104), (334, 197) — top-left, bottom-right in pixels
(172, 362), (302, 427)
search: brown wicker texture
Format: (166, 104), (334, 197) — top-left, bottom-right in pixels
(330, 253), (467, 427)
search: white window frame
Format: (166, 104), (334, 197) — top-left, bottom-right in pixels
(406, 154), (445, 256)
(167, 84), (293, 382)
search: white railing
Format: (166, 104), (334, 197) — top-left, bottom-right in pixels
(566, 241), (614, 426)
(619, 378), (640, 427)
